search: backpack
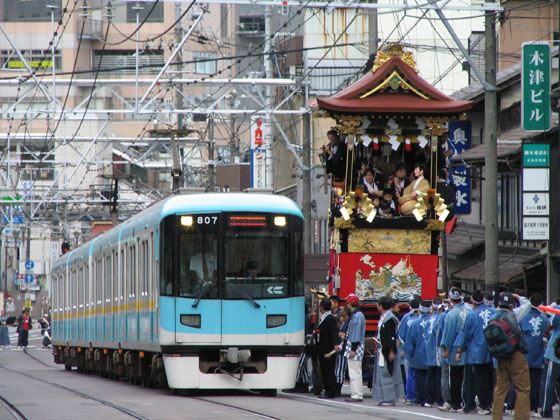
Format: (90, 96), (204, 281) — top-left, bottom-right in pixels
(483, 312), (518, 358)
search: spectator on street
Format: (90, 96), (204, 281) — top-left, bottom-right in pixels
(439, 287), (471, 412)
(507, 293), (547, 416)
(405, 300), (432, 407)
(372, 296), (403, 406)
(315, 298), (341, 399)
(491, 292), (531, 420)
(17, 308), (32, 349)
(0, 310), (10, 348)
(5, 297), (15, 317)
(455, 289), (496, 415)
(344, 294), (366, 402)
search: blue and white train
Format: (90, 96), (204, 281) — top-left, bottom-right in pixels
(51, 193), (305, 393)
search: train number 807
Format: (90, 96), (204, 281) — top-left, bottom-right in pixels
(197, 216), (218, 224)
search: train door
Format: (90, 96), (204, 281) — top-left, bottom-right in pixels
(119, 248), (126, 342)
(72, 267), (78, 340)
(85, 264), (90, 342)
(150, 231), (157, 342)
(78, 266), (83, 340)
(139, 238), (148, 342)
(96, 257), (103, 340)
(112, 249), (118, 341)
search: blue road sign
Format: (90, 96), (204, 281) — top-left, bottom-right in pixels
(25, 260), (34, 270)
(24, 274), (35, 284)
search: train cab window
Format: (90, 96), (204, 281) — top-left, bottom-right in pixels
(179, 233), (218, 298)
(224, 227), (289, 300)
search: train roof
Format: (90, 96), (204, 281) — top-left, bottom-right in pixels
(161, 193), (303, 218)
(51, 193), (302, 272)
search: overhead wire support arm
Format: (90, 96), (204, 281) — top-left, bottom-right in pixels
(132, 0), (501, 12)
(138, 12), (205, 109)
(432, 4), (496, 92)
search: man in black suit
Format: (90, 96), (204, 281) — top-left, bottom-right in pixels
(322, 130), (347, 182)
(315, 297), (342, 398)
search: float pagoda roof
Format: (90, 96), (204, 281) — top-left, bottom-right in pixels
(312, 46), (473, 117)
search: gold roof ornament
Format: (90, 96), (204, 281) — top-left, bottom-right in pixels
(372, 43), (418, 74)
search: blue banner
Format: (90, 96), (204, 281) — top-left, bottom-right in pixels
(448, 121), (471, 215)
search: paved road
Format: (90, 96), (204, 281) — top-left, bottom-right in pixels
(0, 326), (535, 419)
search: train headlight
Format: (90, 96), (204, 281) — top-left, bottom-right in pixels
(273, 216), (287, 227)
(180, 314), (201, 328)
(181, 215), (194, 226)
(267, 314), (287, 328)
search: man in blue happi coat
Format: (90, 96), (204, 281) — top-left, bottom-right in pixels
(404, 300), (432, 407)
(439, 287), (471, 412)
(455, 289), (496, 415)
(437, 300), (451, 409)
(398, 295), (421, 404)
(425, 297), (444, 407)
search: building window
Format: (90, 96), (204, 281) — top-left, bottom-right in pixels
(0, 49), (61, 71)
(2, 0), (62, 22)
(193, 51), (216, 75)
(11, 145), (56, 181)
(126, 1), (163, 23)
(238, 16), (265, 34)
(92, 49), (164, 75)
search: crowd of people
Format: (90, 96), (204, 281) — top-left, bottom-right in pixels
(321, 130), (456, 219)
(289, 288), (560, 420)
(0, 296), (51, 349)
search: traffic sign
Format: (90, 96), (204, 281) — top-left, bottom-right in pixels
(24, 274), (35, 284)
(522, 42), (551, 131)
(25, 260), (34, 270)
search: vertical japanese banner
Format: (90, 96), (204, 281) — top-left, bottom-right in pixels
(448, 120), (471, 215)
(522, 42), (551, 131)
(250, 116), (267, 188)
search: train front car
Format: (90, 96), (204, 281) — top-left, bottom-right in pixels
(158, 194), (305, 391)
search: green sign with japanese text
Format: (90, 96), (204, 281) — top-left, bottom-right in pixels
(522, 43), (551, 131)
(523, 143), (550, 167)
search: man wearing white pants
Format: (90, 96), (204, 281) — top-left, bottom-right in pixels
(344, 294), (366, 402)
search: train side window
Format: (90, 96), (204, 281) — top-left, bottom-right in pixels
(96, 257), (102, 304)
(113, 249), (118, 302)
(105, 255), (111, 303)
(161, 220), (174, 296)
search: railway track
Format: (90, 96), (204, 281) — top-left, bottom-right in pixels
(0, 394), (29, 420)
(0, 356), (151, 420)
(17, 350), (288, 420)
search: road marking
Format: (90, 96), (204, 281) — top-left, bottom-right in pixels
(280, 393), (455, 420)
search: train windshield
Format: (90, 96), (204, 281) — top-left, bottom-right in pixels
(224, 228), (290, 300)
(161, 212), (302, 299)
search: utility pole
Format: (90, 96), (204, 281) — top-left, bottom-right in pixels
(484, 2), (499, 293)
(368, 0), (378, 58)
(175, 2), (184, 128)
(302, 53), (312, 254)
(208, 117), (215, 190)
(264, 6), (274, 190)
